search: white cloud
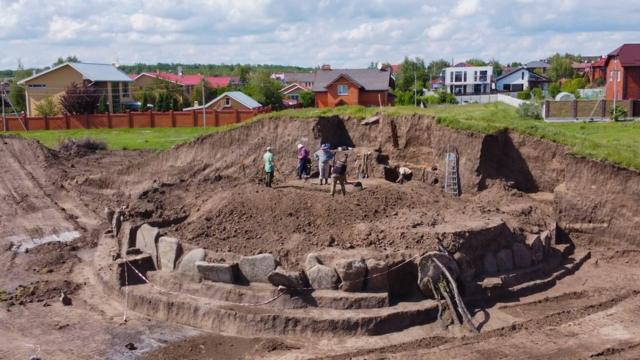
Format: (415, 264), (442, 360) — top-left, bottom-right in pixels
(1, 0), (640, 70)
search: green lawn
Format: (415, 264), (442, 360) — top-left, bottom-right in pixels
(7, 124), (243, 150)
(6, 103), (640, 170)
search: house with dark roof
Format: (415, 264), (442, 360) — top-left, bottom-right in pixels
(312, 65), (394, 108)
(495, 67), (551, 92)
(604, 44), (640, 100)
(183, 91), (262, 111)
(524, 60), (550, 74)
(272, 72), (315, 89)
(17, 62), (132, 116)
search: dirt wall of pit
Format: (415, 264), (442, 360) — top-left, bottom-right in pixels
(102, 115), (640, 248)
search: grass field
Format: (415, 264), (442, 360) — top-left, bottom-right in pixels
(6, 103), (640, 170)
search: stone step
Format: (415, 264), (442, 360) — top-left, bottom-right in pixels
(147, 271), (390, 310)
(122, 283), (439, 337)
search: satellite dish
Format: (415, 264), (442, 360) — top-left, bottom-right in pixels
(376, 62), (384, 70)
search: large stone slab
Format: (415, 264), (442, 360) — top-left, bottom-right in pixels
(512, 242), (533, 269)
(118, 222), (139, 257)
(304, 253), (321, 270)
(177, 248), (205, 281)
(364, 259), (388, 292)
(239, 254), (277, 283)
(196, 261), (237, 283)
(526, 234), (545, 264)
(158, 236), (182, 271)
(483, 252), (498, 276)
(307, 264), (339, 290)
(267, 268), (307, 289)
(335, 259), (367, 292)
(496, 249), (514, 272)
(136, 224), (160, 267)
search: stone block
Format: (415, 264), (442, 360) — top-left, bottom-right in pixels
(196, 261), (237, 283)
(157, 236), (182, 271)
(239, 253), (277, 283)
(512, 242), (533, 269)
(306, 264), (339, 290)
(177, 248), (205, 281)
(364, 259), (388, 292)
(496, 249), (514, 272)
(304, 253), (321, 270)
(483, 252), (498, 276)
(335, 259), (367, 292)
(136, 224), (160, 267)
(526, 234), (545, 264)
(267, 267), (307, 289)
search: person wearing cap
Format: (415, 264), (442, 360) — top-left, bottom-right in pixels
(297, 143), (310, 179)
(330, 154), (348, 196)
(314, 144), (334, 185)
(263, 147), (275, 188)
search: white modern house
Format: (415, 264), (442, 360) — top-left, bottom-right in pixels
(442, 64), (493, 95)
(495, 67), (551, 92)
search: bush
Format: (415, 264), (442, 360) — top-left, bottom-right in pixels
(34, 96), (60, 116)
(424, 95), (440, 105)
(437, 91), (457, 104)
(549, 83), (561, 98)
(516, 90), (531, 100)
(299, 90), (315, 107)
(609, 105), (628, 121)
(517, 102), (542, 119)
(531, 87), (544, 100)
(58, 137), (107, 156)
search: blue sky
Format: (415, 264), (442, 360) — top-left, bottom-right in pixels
(2, 0), (640, 69)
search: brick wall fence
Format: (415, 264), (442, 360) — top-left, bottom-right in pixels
(544, 100), (638, 120)
(1, 107), (271, 132)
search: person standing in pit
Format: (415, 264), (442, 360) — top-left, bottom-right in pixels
(314, 144), (334, 185)
(263, 147), (275, 188)
(297, 143), (310, 179)
(331, 154), (348, 196)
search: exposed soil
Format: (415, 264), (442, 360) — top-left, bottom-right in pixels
(1, 113), (640, 359)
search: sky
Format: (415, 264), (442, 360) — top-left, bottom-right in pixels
(2, 0), (640, 70)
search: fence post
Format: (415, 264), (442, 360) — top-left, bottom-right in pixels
(64, 113), (70, 129)
(128, 110), (133, 128)
(572, 100), (578, 119)
(601, 99), (607, 118)
(544, 100), (550, 119)
(85, 113), (90, 128)
(23, 113), (29, 130)
(192, 110), (197, 127)
(234, 109), (240, 123)
(171, 110), (176, 127)
(627, 101), (634, 119)
(107, 111), (112, 128)
(44, 115), (49, 130)
(149, 110), (155, 128)
(214, 110), (219, 127)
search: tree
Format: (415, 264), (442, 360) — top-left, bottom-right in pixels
(548, 82), (561, 98)
(395, 57), (427, 93)
(426, 59), (451, 80)
(465, 58), (487, 66)
(547, 53), (576, 82)
(234, 65), (252, 86)
(243, 70), (283, 109)
(299, 90), (315, 107)
(7, 61), (31, 112)
(141, 90), (154, 111)
(53, 56), (80, 67)
(489, 59), (503, 77)
(59, 82), (101, 114)
(509, 62), (523, 67)
(34, 96), (60, 116)
(192, 80), (219, 106)
(97, 96), (108, 113)
(561, 77), (587, 97)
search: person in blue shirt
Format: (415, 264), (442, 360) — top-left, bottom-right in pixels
(314, 143), (334, 185)
(263, 147), (274, 187)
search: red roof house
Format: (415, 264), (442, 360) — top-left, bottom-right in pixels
(604, 44), (640, 100)
(132, 71), (239, 97)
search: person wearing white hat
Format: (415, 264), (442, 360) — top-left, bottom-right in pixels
(263, 146), (274, 187)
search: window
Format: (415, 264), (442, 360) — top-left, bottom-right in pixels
(463, 72), (467, 82)
(337, 84), (348, 96)
(521, 72), (525, 80)
(28, 84), (46, 88)
(450, 72), (454, 82)
(454, 71), (464, 82)
(479, 71), (488, 82)
(224, 97), (231, 107)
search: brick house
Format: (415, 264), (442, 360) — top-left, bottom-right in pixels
(132, 71), (238, 98)
(312, 66), (394, 108)
(604, 44), (640, 100)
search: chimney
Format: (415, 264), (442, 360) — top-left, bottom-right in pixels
(321, 64), (331, 71)
(177, 66), (183, 77)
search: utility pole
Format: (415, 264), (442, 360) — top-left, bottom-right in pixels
(1, 86), (6, 132)
(612, 68), (619, 119)
(414, 71), (417, 107)
(201, 79), (206, 128)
